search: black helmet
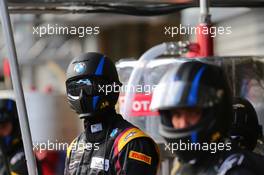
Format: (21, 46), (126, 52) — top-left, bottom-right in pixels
(66, 52), (122, 118)
(230, 97), (263, 151)
(151, 61), (233, 162)
(0, 99), (18, 123)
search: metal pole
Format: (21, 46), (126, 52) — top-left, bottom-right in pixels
(200, 0), (209, 17)
(197, 0), (213, 56)
(0, 0), (38, 175)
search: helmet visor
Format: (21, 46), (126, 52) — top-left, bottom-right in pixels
(67, 78), (94, 97)
(150, 81), (225, 111)
(66, 77), (119, 98)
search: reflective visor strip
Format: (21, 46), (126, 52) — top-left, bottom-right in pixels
(92, 56), (105, 110)
(187, 66), (206, 106)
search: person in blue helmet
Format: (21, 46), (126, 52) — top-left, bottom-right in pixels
(151, 61), (264, 175)
(0, 98), (28, 175)
(64, 52), (160, 175)
(0, 99), (43, 175)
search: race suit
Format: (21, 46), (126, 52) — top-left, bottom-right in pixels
(64, 114), (160, 175)
(171, 149), (264, 175)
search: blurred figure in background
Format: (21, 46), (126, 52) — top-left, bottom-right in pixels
(0, 99), (42, 175)
(0, 99), (28, 175)
(230, 97), (263, 154)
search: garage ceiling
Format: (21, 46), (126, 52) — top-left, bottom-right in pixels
(7, 0), (264, 14)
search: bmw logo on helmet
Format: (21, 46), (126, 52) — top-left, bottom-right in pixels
(74, 63), (86, 74)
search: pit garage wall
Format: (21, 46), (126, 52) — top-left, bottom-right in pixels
(214, 9), (264, 135)
(215, 8), (264, 56)
(182, 8), (264, 134)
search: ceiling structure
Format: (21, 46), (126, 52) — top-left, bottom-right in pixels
(7, 0), (264, 15)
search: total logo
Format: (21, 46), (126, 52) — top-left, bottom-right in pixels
(119, 93), (159, 117)
(74, 63), (86, 74)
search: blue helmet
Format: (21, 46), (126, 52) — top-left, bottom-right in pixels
(0, 99), (18, 123)
(151, 61), (233, 162)
(66, 52), (122, 119)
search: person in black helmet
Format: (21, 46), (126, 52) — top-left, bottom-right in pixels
(230, 97), (263, 152)
(64, 52), (160, 175)
(151, 61), (264, 175)
(0, 99), (28, 174)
